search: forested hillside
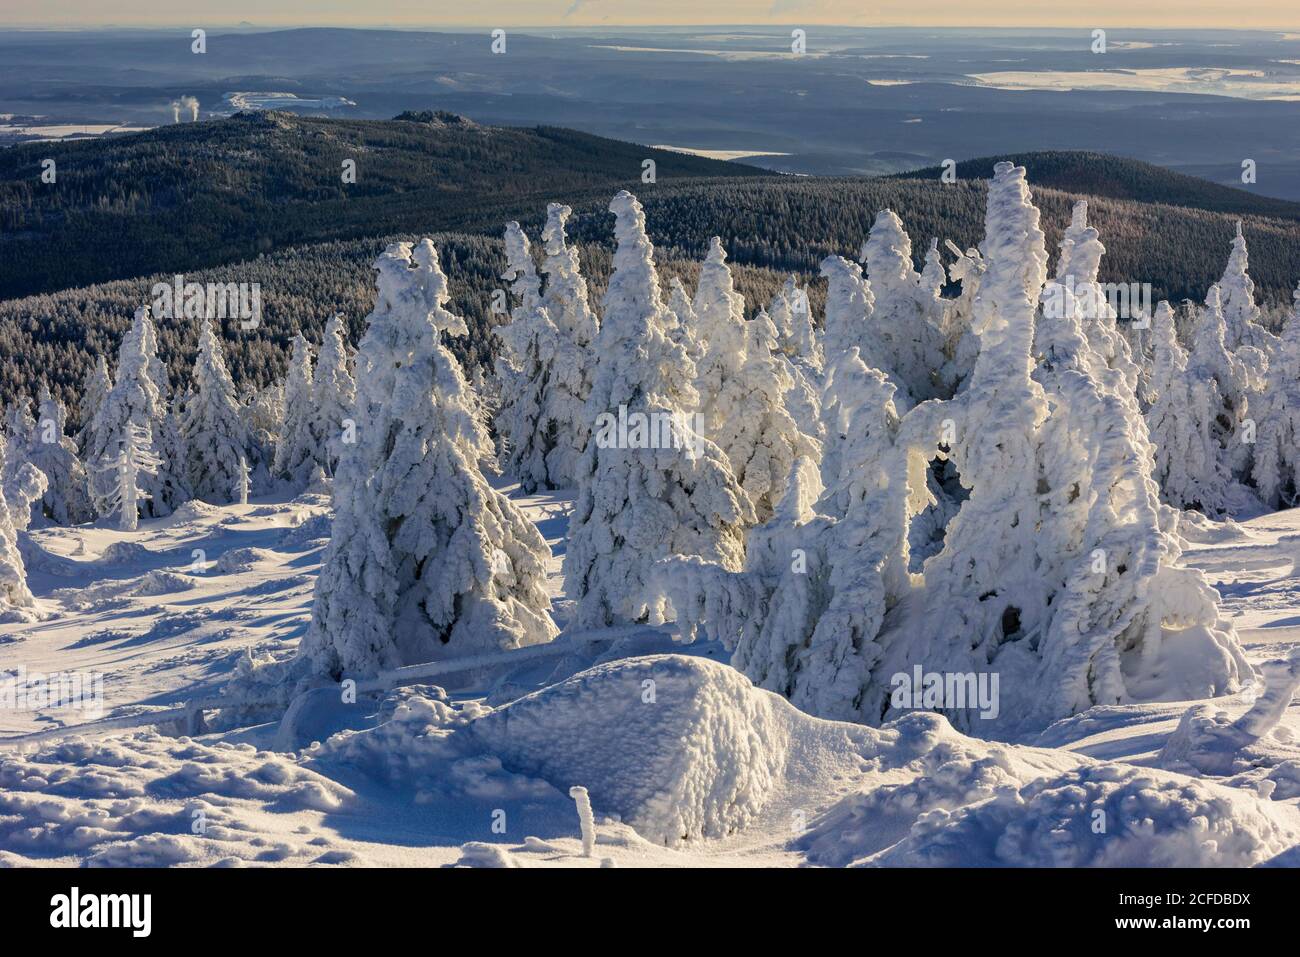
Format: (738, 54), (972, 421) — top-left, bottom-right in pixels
(0, 111), (768, 298)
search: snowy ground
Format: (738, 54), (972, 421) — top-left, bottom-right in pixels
(2, 487), (1299, 867)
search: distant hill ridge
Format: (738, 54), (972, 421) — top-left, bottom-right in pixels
(0, 111), (770, 299)
(895, 151), (1300, 221)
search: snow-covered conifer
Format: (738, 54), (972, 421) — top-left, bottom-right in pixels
(0, 435), (43, 617)
(273, 333), (322, 487)
(859, 209), (946, 402)
(1253, 284), (1300, 508)
(1218, 221), (1273, 352)
(313, 313), (356, 475)
(77, 356), (112, 457)
(537, 203), (599, 488)
(1146, 302), (1223, 512)
(88, 308), (168, 520)
(564, 192), (752, 628)
(303, 240), (557, 677)
(96, 422), (160, 532)
(495, 221), (562, 493)
(134, 307), (189, 515)
(183, 317), (250, 504)
(28, 387), (94, 526)
(711, 308), (820, 522)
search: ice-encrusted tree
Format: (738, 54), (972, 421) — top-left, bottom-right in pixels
(495, 221), (562, 493)
(665, 277), (705, 366)
(1048, 201), (1141, 403)
(312, 313), (356, 475)
(0, 434), (44, 618)
(564, 192), (752, 628)
(919, 237), (946, 300)
(938, 239), (984, 393)
(273, 333), (322, 487)
(88, 308), (168, 520)
(183, 317), (250, 504)
(819, 254), (876, 368)
(1218, 221), (1273, 353)
(1, 402), (46, 540)
(303, 240), (557, 677)
(538, 202), (598, 487)
(711, 308), (821, 522)
(692, 237), (751, 434)
(859, 209), (946, 403)
(28, 387), (94, 526)
(1146, 301), (1224, 512)
(96, 422), (161, 532)
(135, 306), (189, 515)
(241, 380), (283, 492)
(76, 356), (112, 458)
(1253, 284), (1300, 508)
(1188, 284), (1255, 492)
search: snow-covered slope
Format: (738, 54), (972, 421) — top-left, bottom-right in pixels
(2, 488), (1299, 866)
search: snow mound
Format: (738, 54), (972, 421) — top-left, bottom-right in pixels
(279, 513), (332, 549)
(169, 500), (222, 523)
(215, 547), (275, 574)
(468, 655), (807, 845)
(134, 570), (197, 596)
(867, 763), (1299, 867)
(95, 541), (154, 565)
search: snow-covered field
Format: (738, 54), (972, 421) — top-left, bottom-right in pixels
(3, 485), (1299, 868)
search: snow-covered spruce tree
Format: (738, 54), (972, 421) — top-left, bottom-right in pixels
(1, 402), (46, 539)
(665, 277), (706, 366)
(538, 202), (599, 488)
(303, 240), (557, 677)
(1253, 284), (1300, 508)
(937, 239), (984, 393)
(692, 243), (818, 522)
(767, 278), (796, 351)
(183, 317), (250, 505)
(1048, 200), (1141, 404)
(692, 237), (753, 450)
(565, 192), (752, 628)
(76, 356), (112, 458)
(1218, 221), (1274, 353)
(88, 308), (167, 520)
(135, 306), (189, 515)
(312, 313), (356, 475)
(28, 387), (94, 526)
(710, 308), (820, 523)
(785, 279), (822, 371)
(96, 422), (161, 532)
(241, 380), (283, 493)
(920, 237), (946, 300)
(1188, 283), (1257, 497)
(273, 333), (322, 488)
(495, 221), (562, 493)
(0, 435), (43, 618)
(1146, 301), (1224, 512)
(859, 209), (946, 403)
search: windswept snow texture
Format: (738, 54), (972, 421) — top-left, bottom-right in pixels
(0, 488), (1298, 866)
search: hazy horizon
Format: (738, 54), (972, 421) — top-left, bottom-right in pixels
(3, 2), (1299, 31)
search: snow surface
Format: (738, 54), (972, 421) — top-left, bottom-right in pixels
(3, 486), (1300, 866)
